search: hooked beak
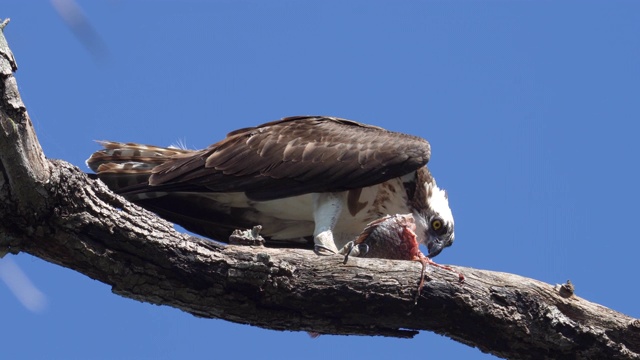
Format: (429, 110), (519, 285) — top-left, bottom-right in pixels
(426, 241), (445, 258)
(426, 232), (453, 258)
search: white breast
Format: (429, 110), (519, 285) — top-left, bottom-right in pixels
(197, 177), (413, 248)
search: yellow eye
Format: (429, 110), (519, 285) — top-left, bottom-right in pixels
(431, 219), (442, 230)
(431, 218), (446, 235)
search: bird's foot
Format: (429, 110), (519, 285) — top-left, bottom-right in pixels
(314, 244), (338, 256)
(340, 241), (369, 264)
(313, 230), (340, 256)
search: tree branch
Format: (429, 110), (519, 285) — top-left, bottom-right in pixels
(0, 19), (50, 216)
(1, 21), (639, 360)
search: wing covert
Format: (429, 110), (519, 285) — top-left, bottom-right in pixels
(149, 116), (431, 200)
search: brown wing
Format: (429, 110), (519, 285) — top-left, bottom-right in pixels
(147, 115), (431, 201)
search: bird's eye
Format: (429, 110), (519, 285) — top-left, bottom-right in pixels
(431, 218), (446, 235)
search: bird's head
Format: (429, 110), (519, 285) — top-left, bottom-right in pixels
(414, 182), (455, 258)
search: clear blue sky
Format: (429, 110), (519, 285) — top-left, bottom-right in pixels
(2, 1), (639, 359)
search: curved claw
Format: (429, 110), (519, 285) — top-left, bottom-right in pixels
(341, 241), (370, 264)
(314, 244), (337, 256)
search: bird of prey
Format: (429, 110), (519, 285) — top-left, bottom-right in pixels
(86, 115), (455, 258)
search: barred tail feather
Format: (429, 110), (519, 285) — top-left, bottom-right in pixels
(86, 140), (196, 198)
(86, 140), (193, 172)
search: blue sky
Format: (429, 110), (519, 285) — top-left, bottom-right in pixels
(2, 1), (639, 359)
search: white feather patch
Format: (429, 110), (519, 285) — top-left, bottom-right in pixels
(428, 183), (454, 226)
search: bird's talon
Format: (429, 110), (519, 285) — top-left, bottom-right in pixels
(339, 241), (355, 256)
(314, 244), (337, 256)
(341, 241), (355, 263)
(341, 242), (370, 263)
(355, 243), (369, 257)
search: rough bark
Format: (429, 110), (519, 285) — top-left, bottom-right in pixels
(1, 20), (639, 360)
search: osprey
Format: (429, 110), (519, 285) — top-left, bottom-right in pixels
(86, 116), (455, 257)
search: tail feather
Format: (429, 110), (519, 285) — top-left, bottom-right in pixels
(95, 162), (159, 173)
(86, 140), (193, 173)
(86, 140), (196, 196)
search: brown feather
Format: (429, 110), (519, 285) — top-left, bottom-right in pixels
(147, 116), (431, 201)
